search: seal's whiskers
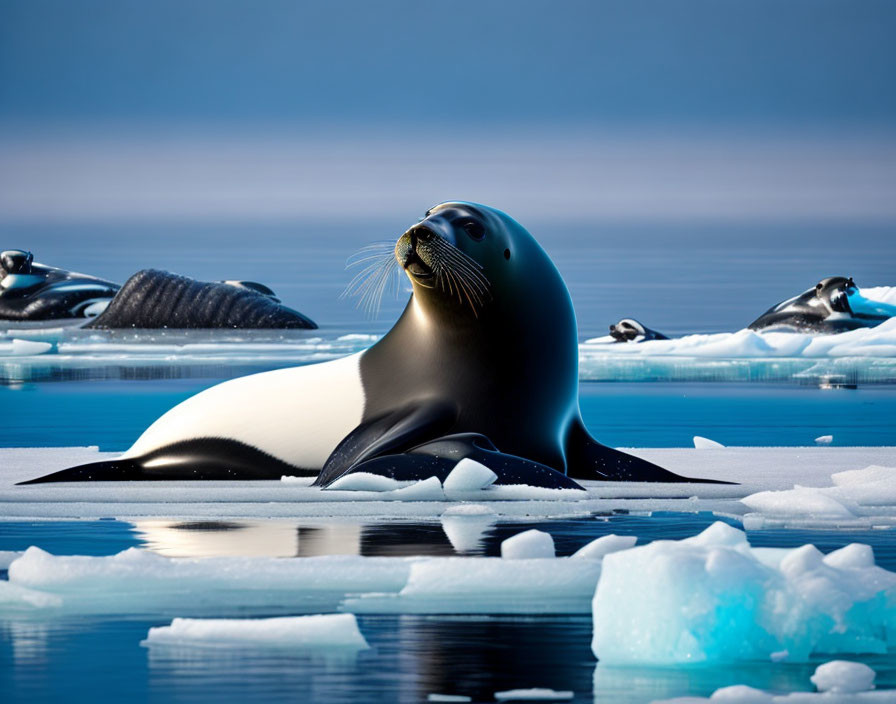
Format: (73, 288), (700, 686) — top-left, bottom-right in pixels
(341, 241), (402, 316)
(429, 237), (490, 316)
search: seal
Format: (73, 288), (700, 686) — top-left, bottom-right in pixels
(749, 276), (896, 333)
(609, 318), (669, 343)
(22, 203), (716, 487)
(84, 269), (317, 329)
(0, 249), (120, 321)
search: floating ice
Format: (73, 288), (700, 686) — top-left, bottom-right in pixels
(0, 339), (53, 356)
(4, 546), (413, 615)
(427, 695), (472, 703)
(571, 534), (638, 560)
(442, 459), (498, 494)
(501, 530), (555, 559)
(816, 435), (834, 445)
(654, 661), (885, 702)
(811, 661), (876, 693)
(694, 436), (725, 449)
(591, 522), (896, 665)
(142, 613), (369, 650)
(387, 476), (445, 501)
(494, 689), (573, 701)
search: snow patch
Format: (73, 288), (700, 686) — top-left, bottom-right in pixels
(501, 530), (555, 559)
(694, 436), (725, 449)
(811, 661), (876, 693)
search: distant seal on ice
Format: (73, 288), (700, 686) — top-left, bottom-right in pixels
(84, 269), (317, 329)
(749, 276), (896, 333)
(0, 249), (120, 321)
(609, 318), (669, 343)
(23, 203), (715, 486)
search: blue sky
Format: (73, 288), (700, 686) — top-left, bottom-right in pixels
(1, 0), (894, 128)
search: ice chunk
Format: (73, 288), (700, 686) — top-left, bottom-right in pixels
(427, 695), (472, 703)
(571, 534), (637, 560)
(810, 661), (876, 693)
(0, 550), (24, 569)
(824, 544), (876, 570)
(279, 475), (314, 486)
(142, 613), (368, 650)
(591, 522), (896, 665)
(494, 689), (573, 701)
(386, 476), (445, 501)
(704, 685), (772, 703)
(501, 530), (555, 559)
(324, 473), (411, 492)
(693, 436), (725, 449)
(741, 488), (855, 518)
(442, 459), (498, 493)
(815, 435), (834, 445)
(0, 339), (53, 356)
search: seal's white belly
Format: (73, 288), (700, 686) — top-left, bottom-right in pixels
(124, 352), (365, 469)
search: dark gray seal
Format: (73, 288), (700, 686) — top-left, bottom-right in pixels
(22, 203), (717, 487)
(609, 318), (669, 343)
(749, 276), (896, 333)
(0, 249), (120, 321)
(84, 269), (317, 329)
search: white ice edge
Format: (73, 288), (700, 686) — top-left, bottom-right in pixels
(141, 613), (369, 651)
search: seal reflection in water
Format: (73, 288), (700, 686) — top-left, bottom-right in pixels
(23, 203), (714, 486)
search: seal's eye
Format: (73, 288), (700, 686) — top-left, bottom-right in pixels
(458, 219), (485, 242)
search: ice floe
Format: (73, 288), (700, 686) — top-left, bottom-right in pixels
(592, 522), (896, 665)
(580, 314), (896, 383)
(493, 689), (573, 701)
(142, 613), (369, 651)
(655, 660), (885, 702)
(442, 459), (498, 494)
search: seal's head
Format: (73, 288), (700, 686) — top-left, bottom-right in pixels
(815, 276), (856, 314)
(394, 202), (573, 332)
(0, 250), (34, 279)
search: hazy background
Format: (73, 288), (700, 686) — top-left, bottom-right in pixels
(1, 0), (894, 333)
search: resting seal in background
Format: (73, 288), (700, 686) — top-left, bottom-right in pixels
(23, 203), (717, 487)
(609, 318), (669, 343)
(84, 269), (317, 329)
(0, 249), (120, 321)
(748, 276), (896, 334)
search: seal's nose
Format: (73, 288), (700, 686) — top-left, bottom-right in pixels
(408, 225), (435, 250)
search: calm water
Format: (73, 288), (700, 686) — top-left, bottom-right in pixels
(2, 219), (895, 337)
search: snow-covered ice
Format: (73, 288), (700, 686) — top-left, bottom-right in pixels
(501, 530), (555, 559)
(570, 534), (638, 560)
(810, 661), (876, 693)
(816, 435), (834, 445)
(142, 613), (369, 651)
(442, 459), (498, 494)
(592, 522), (896, 665)
(427, 695), (472, 703)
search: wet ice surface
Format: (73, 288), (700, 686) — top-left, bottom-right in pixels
(3, 446), (896, 530)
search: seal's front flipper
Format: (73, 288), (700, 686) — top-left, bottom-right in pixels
(313, 403), (458, 487)
(17, 438), (309, 484)
(565, 419), (734, 484)
(318, 432), (584, 490)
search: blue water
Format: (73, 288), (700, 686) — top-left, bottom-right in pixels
(3, 378), (895, 450)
